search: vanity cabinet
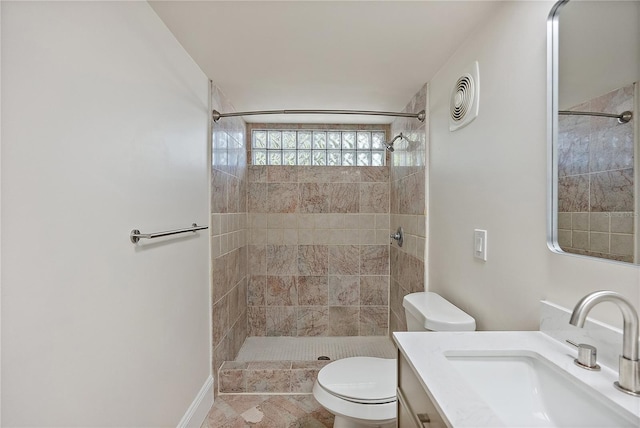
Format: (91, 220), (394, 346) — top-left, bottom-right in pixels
(397, 350), (448, 428)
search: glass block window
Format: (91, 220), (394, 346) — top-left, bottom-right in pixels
(251, 130), (386, 166)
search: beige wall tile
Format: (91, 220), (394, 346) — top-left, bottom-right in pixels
(572, 213), (589, 231)
(266, 276), (298, 306)
(558, 175), (590, 212)
(314, 214), (331, 229)
(416, 216), (426, 238)
(247, 307), (266, 338)
(375, 230), (390, 246)
(248, 182), (268, 213)
(329, 275), (360, 306)
(589, 232), (610, 254)
(359, 307), (388, 336)
(266, 306), (297, 336)
(248, 275), (266, 306)
(328, 307), (359, 336)
(328, 214), (345, 229)
(557, 229), (572, 248)
(313, 229), (331, 245)
(329, 245), (360, 275)
(359, 229), (377, 245)
(375, 214), (390, 230)
(297, 307), (328, 337)
(245, 166), (391, 337)
(267, 183), (300, 213)
(416, 237), (426, 261)
(267, 214), (284, 229)
(344, 229), (360, 245)
(298, 276), (328, 306)
(327, 229), (344, 245)
(267, 166), (298, 183)
(405, 235), (417, 258)
(360, 276), (389, 306)
(211, 237), (221, 259)
(298, 245), (329, 276)
(360, 245), (389, 275)
(267, 229), (284, 244)
(299, 183), (330, 214)
(249, 213), (266, 229)
(359, 214), (375, 229)
(344, 214), (361, 230)
(611, 213), (634, 234)
(246, 369), (292, 393)
(611, 233), (634, 256)
(211, 213), (221, 236)
(572, 231), (589, 250)
(298, 229), (314, 245)
(589, 213), (609, 233)
(282, 229), (298, 245)
(590, 169), (634, 212)
(251, 229), (267, 245)
(330, 183), (359, 213)
(266, 245), (298, 275)
(360, 183), (389, 213)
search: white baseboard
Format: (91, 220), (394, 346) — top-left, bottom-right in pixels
(177, 375), (214, 428)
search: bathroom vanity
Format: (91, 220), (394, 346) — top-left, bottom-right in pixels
(396, 349), (446, 428)
(393, 331), (640, 428)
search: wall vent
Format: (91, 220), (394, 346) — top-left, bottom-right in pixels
(449, 61), (480, 132)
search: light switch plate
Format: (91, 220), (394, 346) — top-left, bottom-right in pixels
(474, 229), (487, 261)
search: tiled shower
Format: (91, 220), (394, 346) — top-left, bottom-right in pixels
(389, 84), (428, 332)
(210, 83), (428, 393)
(557, 84), (636, 262)
(246, 163), (391, 337)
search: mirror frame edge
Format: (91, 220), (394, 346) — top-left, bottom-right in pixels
(547, 0), (568, 255)
(546, 0), (639, 266)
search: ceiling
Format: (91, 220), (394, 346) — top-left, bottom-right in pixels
(150, 1), (502, 124)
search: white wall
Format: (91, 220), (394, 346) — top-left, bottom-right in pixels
(559, 1), (640, 109)
(1, 2), (210, 426)
(429, 1), (639, 330)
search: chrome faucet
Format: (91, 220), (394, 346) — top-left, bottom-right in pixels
(569, 290), (640, 396)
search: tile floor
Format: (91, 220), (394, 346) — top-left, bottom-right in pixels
(201, 394), (334, 428)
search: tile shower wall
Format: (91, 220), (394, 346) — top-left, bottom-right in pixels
(247, 165), (390, 337)
(211, 85), (248, 391)
(557, 84), (635, 263)
(389, 84), (428, 332)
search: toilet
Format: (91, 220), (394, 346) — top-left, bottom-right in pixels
(312, 292), (476, 428)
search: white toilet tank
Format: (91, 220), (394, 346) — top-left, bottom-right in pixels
(403, 292), (476, 332)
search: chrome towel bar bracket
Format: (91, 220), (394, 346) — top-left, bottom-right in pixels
(130, 223), (208, 244)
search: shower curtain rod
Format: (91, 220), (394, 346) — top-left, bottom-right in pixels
(211, 108), (426, 123)
(559, 110), (632, 123)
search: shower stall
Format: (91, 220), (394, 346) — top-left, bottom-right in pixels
(209, 83), (428, 395)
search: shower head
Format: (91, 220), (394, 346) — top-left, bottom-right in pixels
(384, 133), (405, 152)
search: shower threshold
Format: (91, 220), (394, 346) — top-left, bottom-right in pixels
(218, 336), (396, 395)
(235, 336), (396, 361)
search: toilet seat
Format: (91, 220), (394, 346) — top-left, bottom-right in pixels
(316, 357), (396, 404)
(312, 381), (396, 427)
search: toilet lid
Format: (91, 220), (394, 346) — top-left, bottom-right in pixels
(403, 292), (476, 331)
(317, 357), (396, 404)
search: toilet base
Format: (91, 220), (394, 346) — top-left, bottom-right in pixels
(333, 414), (395, 428)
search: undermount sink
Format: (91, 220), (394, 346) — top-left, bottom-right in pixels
(446, 352), (637, 427)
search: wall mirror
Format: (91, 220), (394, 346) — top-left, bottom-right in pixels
(548, 0), (640, 264)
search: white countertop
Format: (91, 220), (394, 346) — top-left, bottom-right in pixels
(393, 331), (640, 428)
